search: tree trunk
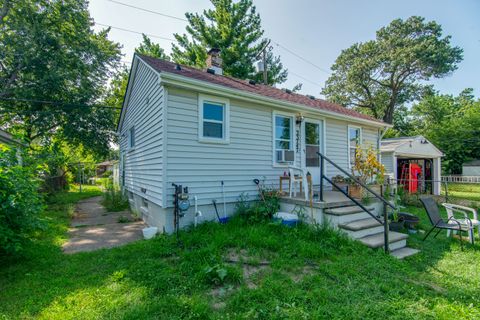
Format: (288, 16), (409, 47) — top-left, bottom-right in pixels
(383, 92), (398, 124)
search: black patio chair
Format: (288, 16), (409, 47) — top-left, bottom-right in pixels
(420, 196), (474, 250)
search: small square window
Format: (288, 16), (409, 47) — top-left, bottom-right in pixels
(199, 95), (230, 143)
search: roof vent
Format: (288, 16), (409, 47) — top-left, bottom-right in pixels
(307, 95), (315, 100)
(248, 79), (256, 85)
(206, 68), (216, 75)
(175, 64), (182, 71)
(283, 89), (292, 94)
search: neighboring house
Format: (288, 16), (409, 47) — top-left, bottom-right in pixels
(462, 160), (480, 176)
(96, 160), (117, 176)
(381, 136), (443, 195)
(0, 128), (24, 164)
(96, 160), (120, 185)
(118, 51), (389, 233)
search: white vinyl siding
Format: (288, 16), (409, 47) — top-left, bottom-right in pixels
(166, 88), (290, 207)
(381, 152), (395, 174)
(119, 60), (164, 206)
(325, 121), (378, 178)
(165, 87), (381, 206)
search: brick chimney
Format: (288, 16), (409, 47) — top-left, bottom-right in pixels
(206, 48), (222, 75)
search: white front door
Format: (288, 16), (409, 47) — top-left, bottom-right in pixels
(303, 119), (323, 185)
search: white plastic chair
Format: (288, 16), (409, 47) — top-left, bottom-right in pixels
(288, 166), (309, 201)
(442, 203), (479, 244)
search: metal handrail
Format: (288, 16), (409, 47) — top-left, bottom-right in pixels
(317, 152), (395, 210)
(317, 152), (394, 253)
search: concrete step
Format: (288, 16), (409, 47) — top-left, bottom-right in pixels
(325, 211), (374, 225)
(325, 205), (375, 216)
(359, 231), (408, 251)
(338, 217), (382, 231)
(390, 247), (420, 259)
(341, 225), (385, 239)
(338, 217), (384, 239)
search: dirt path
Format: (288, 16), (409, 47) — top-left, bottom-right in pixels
(62, 196), (146, 254)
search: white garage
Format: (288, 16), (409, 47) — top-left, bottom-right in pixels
(381, 136), (443, 195)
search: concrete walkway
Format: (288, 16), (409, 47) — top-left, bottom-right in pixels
(63, 196), (146, 254)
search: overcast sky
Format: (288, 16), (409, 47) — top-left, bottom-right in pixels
(89, 0), (480, 98)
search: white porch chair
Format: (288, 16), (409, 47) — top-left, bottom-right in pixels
(288, 166), (309, 201)
(442, 203), (479, 243)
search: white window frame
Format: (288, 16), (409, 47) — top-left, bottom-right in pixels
(348, 125), (362, 169)
(272, 111), (295, 167)
(128, 126), (135, 150)
(198, 94), (230, 144)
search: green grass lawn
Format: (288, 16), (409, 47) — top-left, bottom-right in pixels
(1, 187), (479, 319)
(442, 183), (480, 202)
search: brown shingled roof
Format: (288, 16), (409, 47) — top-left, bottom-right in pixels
(137, 54), (384, 125)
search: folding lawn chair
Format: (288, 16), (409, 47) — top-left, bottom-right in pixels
(420, 197), (474, 250)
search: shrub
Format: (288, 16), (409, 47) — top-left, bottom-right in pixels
(101, 179), (129, 212)
(0, 147), (44, 255)
(234, 192), (250, 216)
(244, 187), (280, 223)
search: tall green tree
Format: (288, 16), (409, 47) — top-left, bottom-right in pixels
(322, 16), (463, 123)
(105, 35), (170, 118)
(410, 89), (480, 173)
(136, 34), (170, 60)
(171, 0), (287, 85)
(0, 0), (121, 156)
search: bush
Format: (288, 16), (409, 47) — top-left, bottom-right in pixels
(101, 179), (129, 212)
(0, 147), (44, 255)
(244, 187), (280, 223)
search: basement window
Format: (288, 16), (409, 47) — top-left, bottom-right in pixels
(198, 94), (230, 143)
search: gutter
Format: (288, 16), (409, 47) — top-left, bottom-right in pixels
(158, 71), (392, 129)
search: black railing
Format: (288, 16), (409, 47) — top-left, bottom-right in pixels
(317, 152), (396, 253)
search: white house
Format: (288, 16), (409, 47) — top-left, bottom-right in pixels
(381, 136), (443, 195)
(118, 51), (390, 233)
(462, 160), (480, 176)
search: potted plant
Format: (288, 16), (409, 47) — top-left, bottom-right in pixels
(349, 146), (385, 199)
(389, 210), (405, 231)
(398, 212), (420, 232)
(331, 175), (348, 192)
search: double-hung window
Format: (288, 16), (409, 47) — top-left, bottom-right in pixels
(348, 126), (362, 168)
(199, 95), (230, 143)
(274, 114), (294, 164)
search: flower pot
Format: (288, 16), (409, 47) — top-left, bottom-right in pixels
(348, 185), (362, 199)
(398, 212), (420, 230)
(389, 220), (405, 232)
(368, 184), (381, 195)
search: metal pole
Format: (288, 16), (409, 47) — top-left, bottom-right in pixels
(319, 155), (324, 202)
(444, 181), (449, 203)
(77, 162), (82, 193)
(381, 184), (389, 253)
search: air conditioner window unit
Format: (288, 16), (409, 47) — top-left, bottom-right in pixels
(276, 150), (294, 163)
